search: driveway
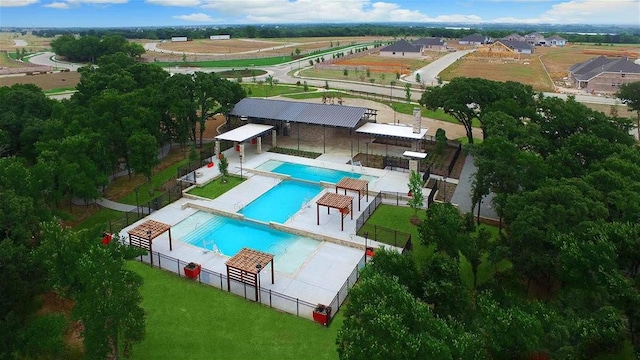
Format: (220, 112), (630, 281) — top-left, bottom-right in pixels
(405, 49), (475, 85)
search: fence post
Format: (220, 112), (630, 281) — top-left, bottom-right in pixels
(296, 298), (299, 316)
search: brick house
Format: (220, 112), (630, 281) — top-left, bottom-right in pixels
(569, 56), (640, 93)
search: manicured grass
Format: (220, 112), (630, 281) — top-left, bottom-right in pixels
(127, 261), (341, 360)
(358, 204), (435, 264)
(118, 158), (189, 205)
(74, 208), (123, 231)
(43, 87), (77, 94)
(187, 176), (244, 199)
(243, 83), (316, 98)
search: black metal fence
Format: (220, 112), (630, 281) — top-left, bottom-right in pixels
(107, 182), (186, 234)
(448, 143), (463, 177)
(357, 223), (412, 250)
(427, 179), (439, 207)
(354, 192), (382, 234)
(126, 241), (364, 325)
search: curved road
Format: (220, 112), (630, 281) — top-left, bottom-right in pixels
(31, 48), (626, 107)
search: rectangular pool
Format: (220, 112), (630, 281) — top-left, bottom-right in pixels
(256, 160), (376, 184)
(172, 211), (320, 274)
(239, 180), (321, 223)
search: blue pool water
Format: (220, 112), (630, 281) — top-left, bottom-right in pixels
(240, 181), (321, 223)
(267, 161), (366, 183)
(174, 211), (320, 273)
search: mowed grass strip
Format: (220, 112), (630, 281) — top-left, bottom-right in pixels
(187, 175), (244, 199)
(127, 261), (341, 360)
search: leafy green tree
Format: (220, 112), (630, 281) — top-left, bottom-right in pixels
(407, 170), (424, 217)
(337, 273), (455, 360)
(127, 131), (159, 192)
(218, 153), (229, 182)
(617, 81), (640, 139)
(404, 82), (411, 103)
(418, 202), (465, 254)
(420, 252), (473, 319)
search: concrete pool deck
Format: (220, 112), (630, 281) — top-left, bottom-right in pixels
(120, 145), (417, 317)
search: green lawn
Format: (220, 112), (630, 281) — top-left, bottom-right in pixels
(187, 176), (244, 199)
(357, 204), (435, 264)
(127, 261), (340, 360)
(119, 158), (190, 206)
(243, 83), (316, 98)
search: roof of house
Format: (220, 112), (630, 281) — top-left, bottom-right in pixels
(498, 40), (534, 52)
(380, 39), (422, 53)
(412, 37), (444, 46)
(459, 33), (489, 43)
(569, 56), (640, 81)
(229, 98), (369, 129)
(502, 33), (525, 40)
(547, 35), (567, 41)
(525, 32), (544, 38)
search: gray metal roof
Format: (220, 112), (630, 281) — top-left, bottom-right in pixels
(498, 40), (534, 51)
(412, 37), (444, 46)
(229, 98), (369, 129)
(570, 56), (640, 81)
(459, 33), (490, 43)
(380, 39), (422, 53)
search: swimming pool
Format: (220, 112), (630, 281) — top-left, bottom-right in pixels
(256, 160), (377, 184)
(240, 180), (321, 223)
(173, 211), (320, 274)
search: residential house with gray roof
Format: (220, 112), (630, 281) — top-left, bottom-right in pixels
(379, 39), (423, 58)
(411, 37), (447, 51)
(458, 33), (492, 46)
(569, 56), (640, 93)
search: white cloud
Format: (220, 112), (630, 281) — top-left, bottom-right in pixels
(0, 0), (39, 7)
(146, 0), (201, 6)
(173, 12), (215, 22)
(44, 1), (69, 8)
(491, 0), (640, 24)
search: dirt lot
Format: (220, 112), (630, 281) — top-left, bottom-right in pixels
(0, 32), (52, 52)
(1, 71), (81, 91)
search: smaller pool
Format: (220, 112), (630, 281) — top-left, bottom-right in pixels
(256, 160), (377, 184)
(240, 180), (321, 223)
(172, 211), (321, 274)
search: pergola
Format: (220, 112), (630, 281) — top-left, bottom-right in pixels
(127, 219), (172, 266)
(225, 248), (274, 302)
(316, 192), (353, 231)
(335, 177), (369, 211)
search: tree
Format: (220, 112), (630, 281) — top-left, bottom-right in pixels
(617, 81), (640, 139)
(40, 225), (146, 359)
(218, 153), (229, 183)
(418, 202), (465, 255)
(404, 82), (411, 103)
(407, 170), (424, 218)
(127, 131), (159, 192)
(337, 273), (455, 360)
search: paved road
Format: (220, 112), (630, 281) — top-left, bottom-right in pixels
(28, 51), (84, 71)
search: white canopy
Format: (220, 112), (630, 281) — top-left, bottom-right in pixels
(215, 124), (274, 142)
(403, 151), (428, 159)
(355, 123), (428, 140)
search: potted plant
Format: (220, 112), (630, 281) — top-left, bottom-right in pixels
(313, 304), (332, 326)
(184, 262), (201, 279)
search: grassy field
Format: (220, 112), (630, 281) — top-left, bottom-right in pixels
(0, 32), (52, 52)
(0, 71), (81, 91)
(243, 83), (315, 97)
(127, 261), (340, 360)
(439, 56), (554, 92)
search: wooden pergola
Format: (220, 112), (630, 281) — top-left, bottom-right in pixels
(127, 219), (172, 266)
(335, 177), (369, 211)
(225, 248), (274, 302)
(316, 192), (353, 231)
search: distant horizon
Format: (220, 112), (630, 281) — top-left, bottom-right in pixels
(1, 0), (638, 28)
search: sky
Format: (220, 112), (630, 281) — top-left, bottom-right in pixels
(0, 0), (638, 28)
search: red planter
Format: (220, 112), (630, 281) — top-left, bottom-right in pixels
(313, 305), (332, 326)
(207, 162), (214, 168)
(184, 263), (201, 279)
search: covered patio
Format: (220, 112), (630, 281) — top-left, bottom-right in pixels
(214, 123), (274, 163)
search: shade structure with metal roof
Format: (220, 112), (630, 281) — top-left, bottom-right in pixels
(225, 248), (274, 302)
(356, 123), (428, 140)
(230, 98), (371, 129)
(215, 123), (274, 143)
